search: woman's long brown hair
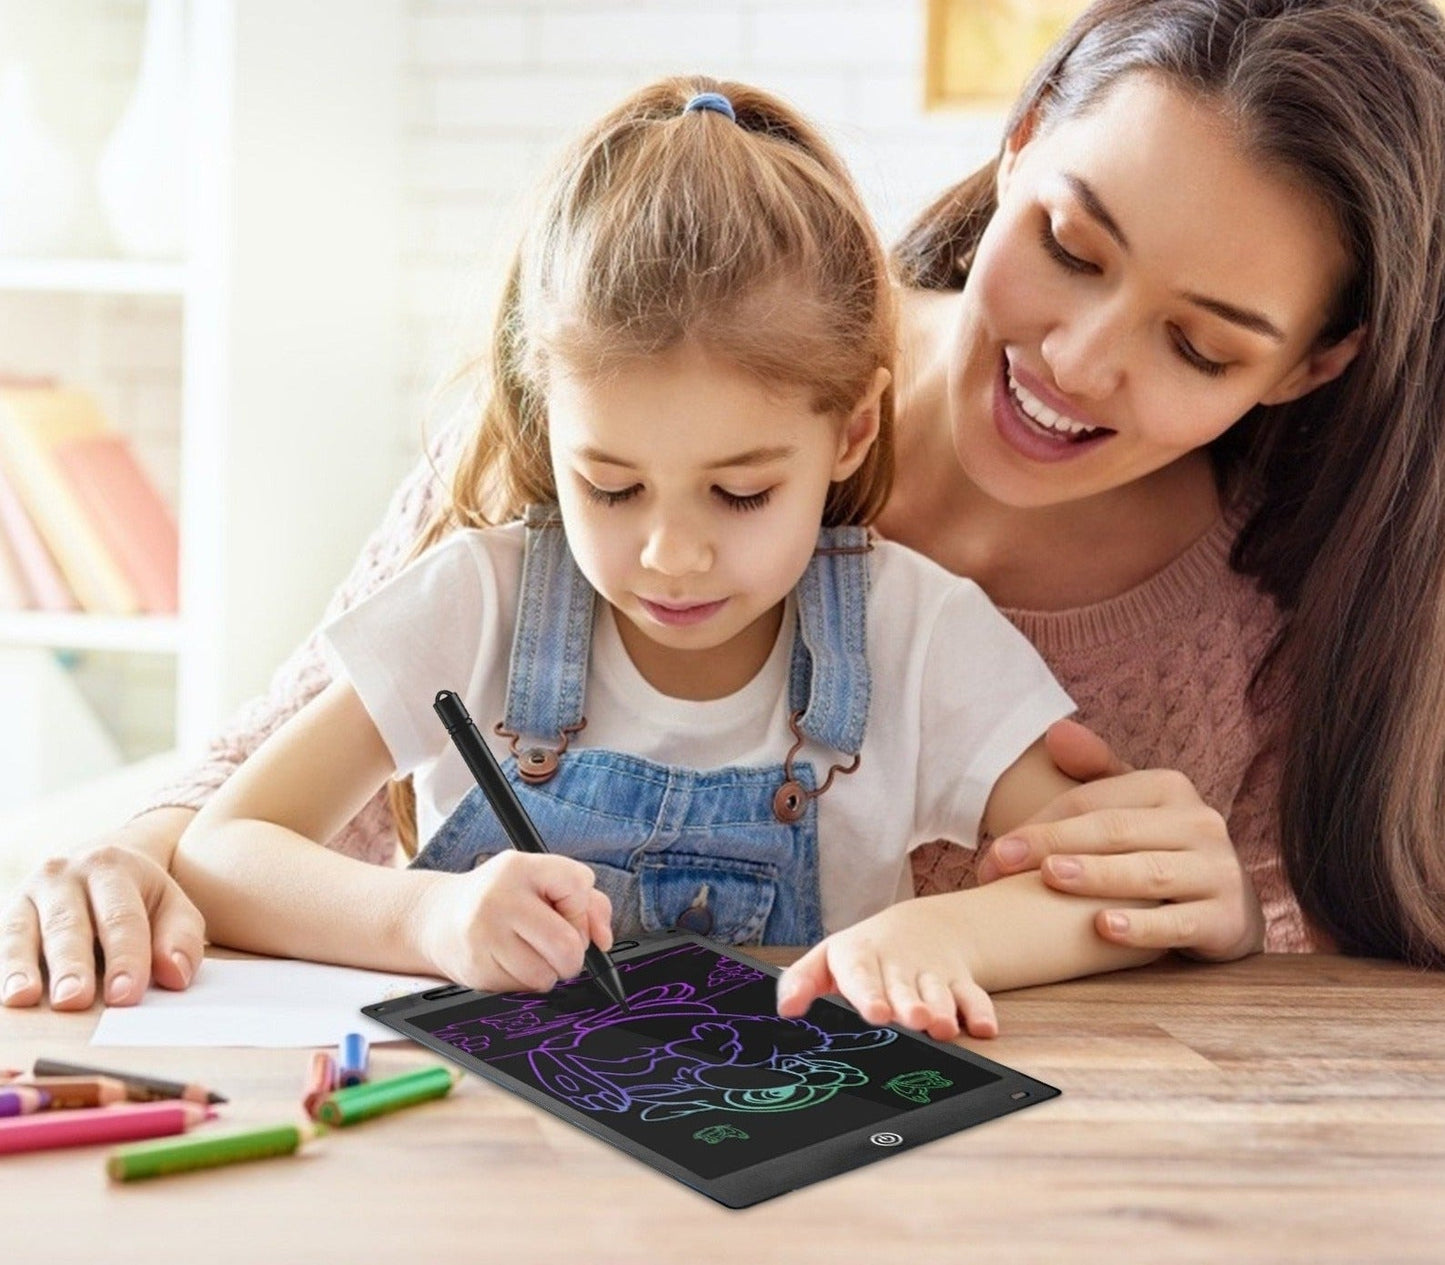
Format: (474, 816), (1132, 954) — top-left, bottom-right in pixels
(388, 75), (897, 855)
(896, 0), (1445, 965)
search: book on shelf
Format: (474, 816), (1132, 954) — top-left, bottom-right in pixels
(0, 385), (179, 617)
(0, 456), (79, 613)
(0, 501), (29, 610)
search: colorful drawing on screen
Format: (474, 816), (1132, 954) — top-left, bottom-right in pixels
(426, 941), (899, 1122)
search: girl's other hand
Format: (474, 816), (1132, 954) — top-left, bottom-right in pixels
(414, 850), (614, 994)
(776, 899), (998, 1041)
(975, 719), (1265, 962)
(1, 844), (205, 1010)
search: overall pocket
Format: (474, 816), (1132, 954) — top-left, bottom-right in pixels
(637, 853), (779, 945)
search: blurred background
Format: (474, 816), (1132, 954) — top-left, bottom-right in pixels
(0, 0), (1078, 885)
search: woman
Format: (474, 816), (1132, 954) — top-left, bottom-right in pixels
(7, 0), (1443, 1010)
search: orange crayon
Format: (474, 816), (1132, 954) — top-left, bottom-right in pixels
(302, 1050), (338, 1120)
(24, 1076), (128, 1110)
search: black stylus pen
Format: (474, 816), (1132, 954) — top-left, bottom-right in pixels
(433, 689), (629, 1010)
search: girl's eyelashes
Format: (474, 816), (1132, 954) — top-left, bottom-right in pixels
(580, 478), (773, 512)
(1039, 214), (1231, 379)
(583, 481), (642, 507)
(714, 487), (773, 512)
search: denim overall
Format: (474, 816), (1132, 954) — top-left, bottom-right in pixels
(411, 505), (871, 946)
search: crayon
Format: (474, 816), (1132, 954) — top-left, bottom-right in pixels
(31, 1058), (226, 1105)
(315, 1065), (458, 1127)
(338, 1032), (369, 1087)
(302, 1050), (338, 1119)
(0, 1087), (51, 1117)
(23, 1076), (128, 1110)
(107, 1121), (321, 1183)
(0, 1100), (211, 1156)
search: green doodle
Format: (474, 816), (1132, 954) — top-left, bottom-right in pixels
(694, 1124), (750, 1144)
(885, 1070), (953, 1104)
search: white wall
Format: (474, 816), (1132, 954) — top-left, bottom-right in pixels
(392, 0), (1007, 480)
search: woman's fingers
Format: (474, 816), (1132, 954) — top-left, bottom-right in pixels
(1039, 847), (1226, 903)
(1094, 899), (1259, 961)
(24, 863), (100, 1010)
(144, 877), (206, 994)
(84, 864), (157, 1006)
(0, 895), (44, 1007)
(977, 794), (1228, 883)
(1044, 718), (1133, 782)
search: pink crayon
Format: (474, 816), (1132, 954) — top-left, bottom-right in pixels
(0, 1100), (212, 1156)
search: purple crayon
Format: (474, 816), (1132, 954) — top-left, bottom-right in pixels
(0, 1087), (51, 1117)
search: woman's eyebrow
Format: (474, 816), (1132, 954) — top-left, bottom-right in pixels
(1062, 172), (1286, 342)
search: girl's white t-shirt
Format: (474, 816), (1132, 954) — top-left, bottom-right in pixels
(322, 523), (1074, 933)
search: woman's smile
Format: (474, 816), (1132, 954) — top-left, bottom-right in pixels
(992, 354), (1115, 463)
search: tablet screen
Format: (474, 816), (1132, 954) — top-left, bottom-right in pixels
(404, 939), (1000, 1182)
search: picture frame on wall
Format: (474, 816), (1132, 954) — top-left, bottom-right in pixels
(924, 0), (1088, 110)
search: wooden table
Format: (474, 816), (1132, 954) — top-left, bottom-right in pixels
(2, 951), (1443, 1264)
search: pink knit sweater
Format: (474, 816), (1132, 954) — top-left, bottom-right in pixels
(142, 431), (1313, 952)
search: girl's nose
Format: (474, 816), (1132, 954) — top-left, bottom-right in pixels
(640, 513), (713, 576)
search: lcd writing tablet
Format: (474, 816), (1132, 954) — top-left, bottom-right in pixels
(363, 935), (1058, 1208)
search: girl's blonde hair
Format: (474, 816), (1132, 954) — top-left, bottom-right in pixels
(391, 75), (897, 852)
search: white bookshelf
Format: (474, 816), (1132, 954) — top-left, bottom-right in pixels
(0, 0), (402, 799)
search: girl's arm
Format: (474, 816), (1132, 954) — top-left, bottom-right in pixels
(777, 737), (1159, 1039)
(170, 679), (440, 972)
(171, 678), (615, 992)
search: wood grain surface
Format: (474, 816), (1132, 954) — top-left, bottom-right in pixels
(1, 951), (1442, 1264)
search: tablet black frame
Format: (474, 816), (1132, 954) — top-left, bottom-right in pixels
(362, 934), (1059, 1208)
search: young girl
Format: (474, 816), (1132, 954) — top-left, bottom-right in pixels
(172, 79), (1156, 1040)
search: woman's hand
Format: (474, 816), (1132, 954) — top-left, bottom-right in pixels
(1, 840), (205, 1010)
(975, 719), (1265, 961)
(413, 851), (614, 994)
(777, 897), (998, 1041)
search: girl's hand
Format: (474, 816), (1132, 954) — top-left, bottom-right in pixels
(413, 850), (614, 994)
(975, 719), (1265, 962)
(1, 844), (205, 1010)
(776, 897), (997, 1041)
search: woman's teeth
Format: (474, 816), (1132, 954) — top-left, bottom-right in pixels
(1008, 370), (1104, 441)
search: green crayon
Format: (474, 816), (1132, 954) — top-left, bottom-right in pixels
(316, 1065), (457, 1127)
(106, 1121), (320, 1182)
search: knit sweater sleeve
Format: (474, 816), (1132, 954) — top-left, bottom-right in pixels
(134, 427), (460, 865)
(912, 509), (1320, 952)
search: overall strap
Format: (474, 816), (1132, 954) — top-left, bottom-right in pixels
(501, 505), (594, 749)
(787, 525), (872, 757)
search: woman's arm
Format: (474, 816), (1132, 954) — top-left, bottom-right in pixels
(0, 809), (204, 1010)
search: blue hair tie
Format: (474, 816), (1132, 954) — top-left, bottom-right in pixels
(683, 92), (736, 122)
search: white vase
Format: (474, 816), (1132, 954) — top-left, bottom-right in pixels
(96, 0), (187, 259)
(0, 61), (81, 257)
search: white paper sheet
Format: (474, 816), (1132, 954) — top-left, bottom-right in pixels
(89, 958), (446, 1047)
